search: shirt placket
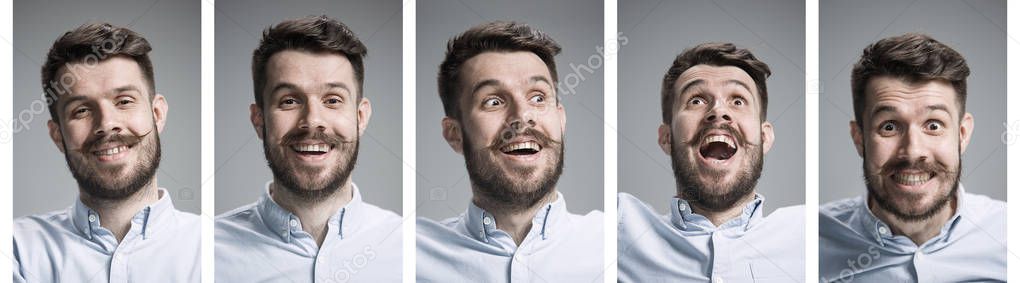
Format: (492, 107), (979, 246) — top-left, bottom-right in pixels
(109, 216), (145, 283)
(709, 231), (729, 283)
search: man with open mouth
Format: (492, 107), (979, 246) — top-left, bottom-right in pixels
(215, 16), (401, 282)
(416, 21), (604, 282)
(13, 22), (200, 282)
(819, 33), (1005, 282)
(617, 43), (805, 282)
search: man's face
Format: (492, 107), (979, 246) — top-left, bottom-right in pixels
(442, 51), (566, 210)
(851, 76), (972, 221)
(252, 50), (371, 202)
(659, 65), (773, 211)
(47, 56), (167, 200)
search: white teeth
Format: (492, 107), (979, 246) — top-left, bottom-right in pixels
(501, 141), (540, 152)
(94, 146), (128, 156)
(292, 144), (330, 153)
(894, 173), (931, 185)
(703, 135), (735, 148)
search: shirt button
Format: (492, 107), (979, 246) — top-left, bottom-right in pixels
(88, 214), (97, 223)
(711, 276), (724, 283)
(915, 250), (924, 259)
(289, 219), (298, 227)
(483, 217), (493, 225)
(678, 203), (688, 211)
(878, 226), (889, 235)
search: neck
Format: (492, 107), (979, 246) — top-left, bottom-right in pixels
(270, 180), (354, 247)
(869, 195), (957, 245)
(79, 179), (160, 243)
(686, 192), (756, 227)
(472, 189), (558, 246)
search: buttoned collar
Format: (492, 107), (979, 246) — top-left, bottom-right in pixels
(464, 191), (567, 244)
(856, 184), (966, 250)
(71, 188), (175, 241)
(669, 193), (764, 233)
(257, 181), (365, 243)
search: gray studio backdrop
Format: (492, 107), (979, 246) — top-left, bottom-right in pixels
(13, 0), (201, 216)
(820, 0), (1005, 203)
(417, 0), (605, 220)
(619, 0), (806, 215)
(214, 0), (402, 214)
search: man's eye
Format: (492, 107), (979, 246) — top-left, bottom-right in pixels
(117, 99), (134, 106)
(925, 121), (945, 131)
(483, 98), (503, 107)
(281, 98), (299, 105)
(689, 97), (706, 105)
(325, 98), (341, 104)
(73, 108), (90, 117)
(879, 121), (898, 133)
(733, 98), (745, 106)
(530, 94), (545, 103)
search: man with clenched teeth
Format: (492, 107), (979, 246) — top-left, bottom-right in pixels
(819, 33), (1006, 282)
(13, 22), (200, 282)
(215, 16), (401, 282)
(617, 42), (805, 282)
(416, 21), (604, 282)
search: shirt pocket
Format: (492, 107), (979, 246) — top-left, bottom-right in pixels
(750, 260), (801, 283)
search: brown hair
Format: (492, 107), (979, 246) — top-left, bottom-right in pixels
(252, 15), (367, 108)
(851, 33), (969, 128)
(41, 22), (154, 123)
(438, 21), (562, 119)
(661, 42), (771, 123)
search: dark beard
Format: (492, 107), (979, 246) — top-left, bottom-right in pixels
(863, 144), (960, 222)
(263, 124), (359, 203)
(462, 128), (564, 213)
(670, 124), (763, 212)
(64, 128), (161, 201)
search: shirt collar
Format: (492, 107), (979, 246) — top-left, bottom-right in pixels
(71, 188), (175, 241)
(257, 180), (365, 243)
(857, 184), (966, 247)
(669, 193), (764, 233)
(464, 191), (567, 243)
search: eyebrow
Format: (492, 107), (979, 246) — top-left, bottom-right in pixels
(678, 79), (753, 97)
(872, 104), (952, 117)
(469, 75), (554, 95)
(269, 82), (351, 96)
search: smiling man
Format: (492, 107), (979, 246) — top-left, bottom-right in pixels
(13, 22), (200, 282)
(819, 33), (1006, 282)
(617, 43), (804, 282)
(416, 21), (603, 282)
(215, 16), (401, 282)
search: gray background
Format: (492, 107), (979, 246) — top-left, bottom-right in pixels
(416, 0), (605, 220)
(13, 0), (201, 216)
(619, 0), (806, 215)
(820, 0), (1005, 202)
(214, 0), (403, 214)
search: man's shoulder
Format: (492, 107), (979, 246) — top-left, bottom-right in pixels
(14, 208), (73, 238)
(819, 196), (863, 219)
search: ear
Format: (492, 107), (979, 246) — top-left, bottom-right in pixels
(47, 120), (65, 154)
(959, 112), (974, 154)
(151, 93), (168, 133)
(441, 117), (464, 155)
(850, 120), (864, 157)
(357, 97), (373, 137)
(761, 121), (775, 154)
(557, 102), (566, 133)
(658, 123), (672, 155)
(250, 103), (265, 140)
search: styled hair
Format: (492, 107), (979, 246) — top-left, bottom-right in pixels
(438, 21), (562, 119)
(42, 22), (154, 123)
(851, 33), (969, 128)
(661, 42), (771, 123)
(252, 15), (367, 108)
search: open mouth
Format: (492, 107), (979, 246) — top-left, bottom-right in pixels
(290, 143), (333, 156)
(891, 171), (934, 186)
(698, 134), (737, 160)
(91, 142), (137, 162)
(499, 141), (542, 156)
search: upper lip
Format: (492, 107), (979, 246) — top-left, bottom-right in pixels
(699, 130), (737, 148)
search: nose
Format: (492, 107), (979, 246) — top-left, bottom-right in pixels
(704, 104), (732, 124)
(896, 125), (930, 162)
(507, 99), (538, 129)
(93, 103), (123, 136)
(298, 103), (326, 132)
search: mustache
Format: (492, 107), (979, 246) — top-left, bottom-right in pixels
(78, 130), (152, 153)
(680, 124), (751, 147)
(280, 130), (354, 146)
(486, 127), (561, 150)
(877, 158), (955, 177)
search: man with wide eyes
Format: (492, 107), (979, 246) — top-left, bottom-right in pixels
(617, 42), (804, 282)
(416, 21), (604, 282)
(215, 15), (401, 282)
(819, 33), (1005, 282)
(13, 22), (200, 282)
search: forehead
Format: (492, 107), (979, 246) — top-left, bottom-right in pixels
(864, 76), (959, 114)
(265, 50), (356, 92)
(61, 56), (148, 97)
(674, 65), (756, 95)
(460, 51), (553, 91)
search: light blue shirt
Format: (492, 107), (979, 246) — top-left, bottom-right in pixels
(416, 192), (604, 282)
(13, 188), (201, 283)
(617, 192), (805, 283)
(819, 185), (1006, 282)
(215, 182), (402, 282)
